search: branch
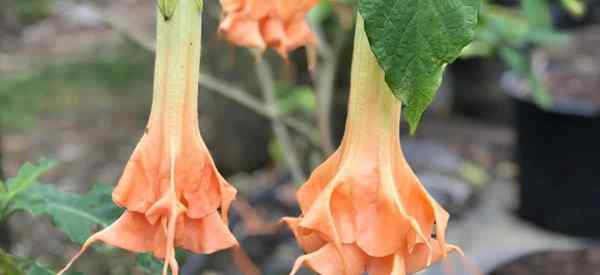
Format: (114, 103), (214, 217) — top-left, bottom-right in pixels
(199, 74), (320, 147)
(311, 24), (352, 154)
(254, 58), (306, 183)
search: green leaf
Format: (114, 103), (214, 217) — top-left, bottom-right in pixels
(136, 254), (164, 274)
(499, 47), (552, 108)
(526, 30), (569, 45)
(479, 4), (530, 45)
(27, 262), (83, 275)
(276, 86), (316, 114)
(522, 0), (552, 31)
(0, 249), (81, 275)
(359, 0), (480, 132)
(0, 160), (55, 220)
(136, 250), (188, 275)
(25, 264), (52, 275)
(5, 160), (55, 202)
(308, 0), (334, 23)
(460, 40), (495, 57)
(561, 0), (585, 17)
(0, 249), (29, 275)
(12, 183), (122, 244)
(461, 162), (490, 187)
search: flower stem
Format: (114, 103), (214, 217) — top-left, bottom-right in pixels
(343, 15), (401, 147)
(152, 0), (202, 155)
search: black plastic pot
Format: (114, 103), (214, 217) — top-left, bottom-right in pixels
(513, 98), (600, 237)
(504, 25), (600, 237)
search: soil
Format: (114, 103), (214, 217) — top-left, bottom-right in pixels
(489, 248), (600, 275)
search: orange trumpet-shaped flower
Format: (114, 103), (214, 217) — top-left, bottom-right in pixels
(58, 2), (237, 275)
(218, 0), (319, 57)
(283, 15), (461, 275)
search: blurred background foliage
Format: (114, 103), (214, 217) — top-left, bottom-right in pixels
(0, 42), (152, 129)
(13, 0), (55, 26)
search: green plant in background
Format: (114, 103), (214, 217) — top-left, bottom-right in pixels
(0, 0), (53, 32)
(561, 0), (586, 16)
(0, 248), (83, 275)
(0, 160), (56, 220)
(0, 160), (85, 275)
(275, 84), (316, 116)
(0, 160), (165, 274)
(0, 42), (153, 130)
(461, 0), (584, 108)
(269, 84), (317, 165)
(0, 249), (31, 275)
(0, 38), (155, 274)
(0, 43), (154, 218)
(13, 0), (54, 26)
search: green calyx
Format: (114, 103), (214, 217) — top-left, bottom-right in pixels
(158, 0), (202, 20)
(158, 0), (179, 20)
(195, 0), (203, 11)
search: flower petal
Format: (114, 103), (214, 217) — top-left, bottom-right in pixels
(178, 212), (238, 254)
(290, 243), (367, 275)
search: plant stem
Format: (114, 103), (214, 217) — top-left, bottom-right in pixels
(314, 57), (336, 154)
(311, 23), (351, 154)
(151, 0), (203, 157)
(254, 59), (306, 183)
(310, 22), (335, 154)
(343, 15), (401, 150)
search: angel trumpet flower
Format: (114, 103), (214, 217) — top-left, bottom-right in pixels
(283, 15), (461, 275)
(58, 2), (238, 275)
(218, 0), (319, 57)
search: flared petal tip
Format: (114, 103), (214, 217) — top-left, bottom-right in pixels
(282, 143), (462, 275)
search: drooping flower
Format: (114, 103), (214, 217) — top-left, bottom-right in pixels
(218, 0), (319, 57)
(58, 2), (238, 275)
(283, 15), (461, 275)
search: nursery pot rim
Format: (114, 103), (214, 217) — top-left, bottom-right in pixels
(502, 71), (600, 118)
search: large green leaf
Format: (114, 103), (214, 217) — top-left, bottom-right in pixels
(359, 0), (480, 132)
(12, 183), (122, 244)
